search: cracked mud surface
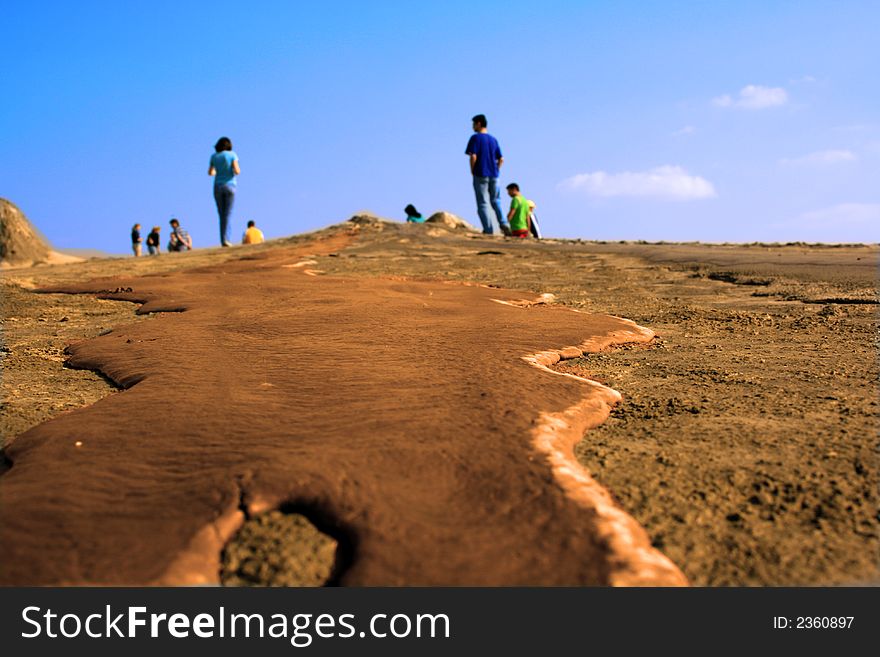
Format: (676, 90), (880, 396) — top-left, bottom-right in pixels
(0, 223), (681, 586)
(1, 221), (877, 585)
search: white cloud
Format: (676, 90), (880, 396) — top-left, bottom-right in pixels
(558, 165), (716, 201)
(713, 85), (788, 109)
(780, 149), (858, 166)
(672, 125), (696, 137)
(800, 203), (880, 226)
(789, 75), (817, 84)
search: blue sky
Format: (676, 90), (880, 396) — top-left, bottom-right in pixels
(2, 0), (878, 252)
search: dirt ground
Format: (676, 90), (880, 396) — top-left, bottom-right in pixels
(1, 219), (877, 585)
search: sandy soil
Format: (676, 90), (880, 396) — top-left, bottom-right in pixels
(1, 219), (877, 586)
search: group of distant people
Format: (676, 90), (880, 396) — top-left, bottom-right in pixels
(130, 117), (540, 256)
(404, 114), (540, 238)
(130, 217), (264, 257)
(130, 219), (193, 256)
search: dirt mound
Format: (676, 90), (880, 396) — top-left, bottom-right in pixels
(347, 212), (396, 228)
(0, 199), (51, 267)
(426, 211), (476, 231)
(346, 211), (476, 233)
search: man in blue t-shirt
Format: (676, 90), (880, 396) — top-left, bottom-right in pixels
(465, 114), (511, 235)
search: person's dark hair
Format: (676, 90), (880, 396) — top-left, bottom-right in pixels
(404, 204), (421, 218)
(169, 218), (179, 226)
(247, 220), (255, 228)
(215, 137), (233, 152)
(506, 183), (520, 191)
(472, 114), (487, 128)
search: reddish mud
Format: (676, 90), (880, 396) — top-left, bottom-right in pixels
(0, 243), (684, 586)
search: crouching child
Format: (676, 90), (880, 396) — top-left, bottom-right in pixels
(506, 183), (531, 239)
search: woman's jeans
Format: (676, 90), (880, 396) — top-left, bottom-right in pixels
(472, 176), (508, 234)
(214, 184), (236, 246)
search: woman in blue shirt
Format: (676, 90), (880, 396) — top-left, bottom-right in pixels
(404, 204), (425, 223)
(208, 136), (240, 247)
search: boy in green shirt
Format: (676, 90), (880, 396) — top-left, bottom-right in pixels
(505, 183), (531, 238)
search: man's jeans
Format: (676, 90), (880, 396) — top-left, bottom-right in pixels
(214, 184), (236, 246)
(472, 176), (508, 234)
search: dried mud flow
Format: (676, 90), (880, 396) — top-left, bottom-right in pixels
(1, 219), (877, 586)
(0, 225), (684, 586)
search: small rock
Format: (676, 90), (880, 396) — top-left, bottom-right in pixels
(425, 212), (477, 231)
